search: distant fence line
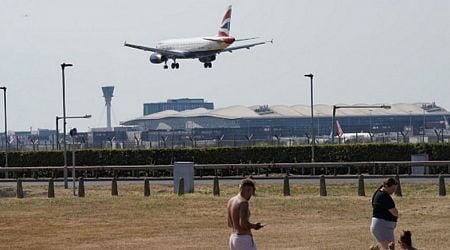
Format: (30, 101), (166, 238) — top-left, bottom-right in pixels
(1, 161), (450, 179)
(1, 132), (449, 152)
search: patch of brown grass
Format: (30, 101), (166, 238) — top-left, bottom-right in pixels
(0, 182), (449, 249)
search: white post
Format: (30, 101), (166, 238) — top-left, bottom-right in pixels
(72, 140), (76, 196)
(173, 162), (194, 193)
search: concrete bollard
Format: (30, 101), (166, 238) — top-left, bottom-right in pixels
(178, 177), (185, 196)
(111, 178), (118, 196)
(144, 178), (151, 197)
(283, 175), (290, 196)
(48, 178), (55, 198)
(320, 175), (327, 196)
(16, 178), (24, 199)
(78, 177), (85, 198)
(439, 175), (446, 196)
(358, 175), (365, 196)
(394, 175), (402, 197)
(213, 176), (220, 196)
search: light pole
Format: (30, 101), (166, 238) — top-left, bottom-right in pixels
(61, 62), (73, 189)
(317, 111), (320, 136)
(422, 109), (426, 143)
(330, 105), (391, 143)
(408, 110), (413, 133)
(56, 115), (91, 150)
(304, 74), (315, 162)
(0, 87), (7, 169)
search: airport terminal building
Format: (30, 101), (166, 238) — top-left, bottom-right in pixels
(121, 102), (450, 146)
(2, 102), (449, 150)
(143, 98), (214, 115)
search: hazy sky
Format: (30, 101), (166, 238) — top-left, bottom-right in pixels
(1, 0), (449, 132)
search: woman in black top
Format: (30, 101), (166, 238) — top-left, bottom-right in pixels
(370, 177), (398, 250)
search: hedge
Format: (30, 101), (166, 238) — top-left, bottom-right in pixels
(1, 143), (449, 167)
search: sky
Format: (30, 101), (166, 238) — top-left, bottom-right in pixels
(1, 0), (449, 132)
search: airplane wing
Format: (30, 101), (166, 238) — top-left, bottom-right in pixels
(234, 37), (259, 42)
(220, 39), (273, 53)
(124, 42), (186, 58)
(202, 37), (259, 42)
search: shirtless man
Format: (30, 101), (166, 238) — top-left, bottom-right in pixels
(227, 178), (264, 250)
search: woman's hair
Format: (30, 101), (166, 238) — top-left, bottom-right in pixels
(374, 177), (398, 191)
(383, 177), (398, 187)
(400, 230), (413, 247)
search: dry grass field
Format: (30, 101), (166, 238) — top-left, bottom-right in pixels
(0, 180), (449, 250)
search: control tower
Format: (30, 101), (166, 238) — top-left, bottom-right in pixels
(101, 86), (115, 129)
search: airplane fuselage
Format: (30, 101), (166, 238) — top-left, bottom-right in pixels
(156, 37), (233, 58)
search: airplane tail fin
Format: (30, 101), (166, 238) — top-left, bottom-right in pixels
(217, 5), (232, 37)
(444, 116), (449, 129)
(336, 120), (344, 137)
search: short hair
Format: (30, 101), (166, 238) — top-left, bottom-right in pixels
(383, 177), (398, 187)
(240, 178), (256, 190)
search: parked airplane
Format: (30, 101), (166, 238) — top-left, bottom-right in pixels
(334, 120), (371, 142)
(124, 5), (272, 69)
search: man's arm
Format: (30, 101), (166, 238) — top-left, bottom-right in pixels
(239, 202), (263, 230)
(227, 201), (233, 228)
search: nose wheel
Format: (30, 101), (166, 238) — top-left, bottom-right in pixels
(203, 62), (212, 68)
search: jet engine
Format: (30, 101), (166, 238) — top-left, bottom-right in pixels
(199, 55), (216, 63)
(149, 53), (166, 64)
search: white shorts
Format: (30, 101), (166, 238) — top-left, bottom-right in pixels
(370, 217), (396, 242)
(229, 233), (257, 250)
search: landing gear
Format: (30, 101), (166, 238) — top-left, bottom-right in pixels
(163, 60), (180, 69)
(203, 62), (212, 68)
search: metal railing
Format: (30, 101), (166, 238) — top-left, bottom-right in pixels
(1, 161), (449, 179)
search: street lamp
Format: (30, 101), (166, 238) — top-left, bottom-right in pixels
(0, 87), (7, 169)
(304, 73), (315, 162)
(61, 62), (73, 189)
(408, 110), (413, 133)
(330, 104), (391, 143)
(317, 111), (320, 136)
(422, 109), (426, 143)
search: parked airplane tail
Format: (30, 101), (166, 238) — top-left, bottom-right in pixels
(444, 116), (449, 129)
(217, 5), (232, 37)
(336, 120), (344, 137)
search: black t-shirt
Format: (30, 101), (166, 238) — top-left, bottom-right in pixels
(372, 189), (397, 222)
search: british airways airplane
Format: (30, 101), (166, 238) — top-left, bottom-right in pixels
(124, 5), (272, 69)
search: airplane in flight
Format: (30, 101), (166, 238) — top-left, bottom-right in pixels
(124, 5), (272, 69)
